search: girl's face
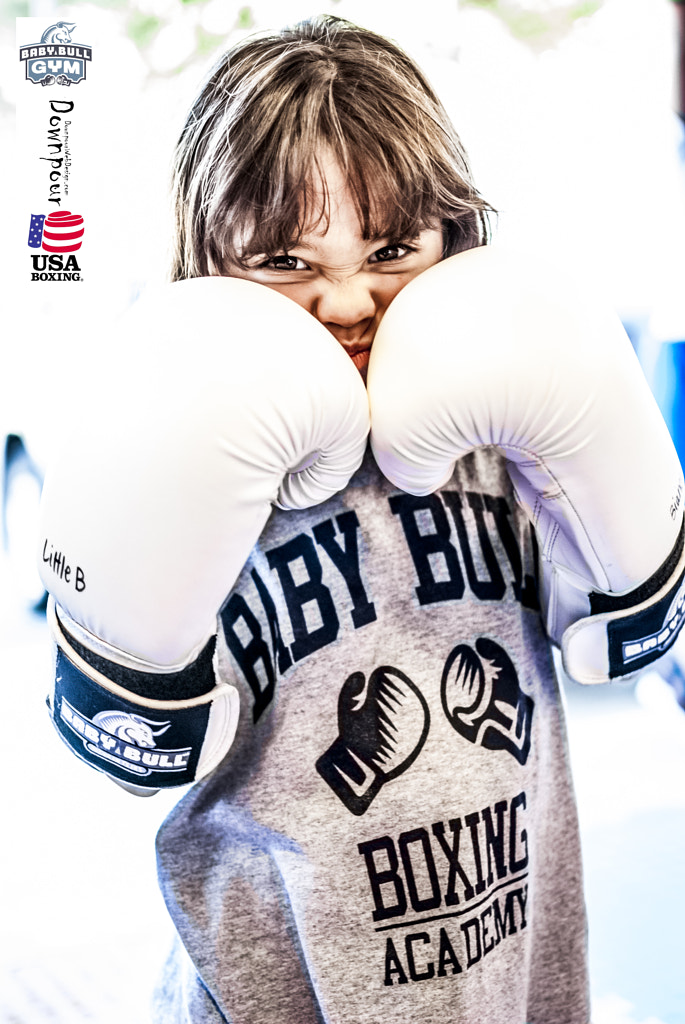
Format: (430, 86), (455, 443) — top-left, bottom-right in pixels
(225, 154), (444, 381)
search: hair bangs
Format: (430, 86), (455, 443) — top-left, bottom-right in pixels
(220, 89), (461, 267)
(170, 15), (494, 281)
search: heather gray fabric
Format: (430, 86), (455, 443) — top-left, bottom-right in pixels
(154, 447), (590, 1024)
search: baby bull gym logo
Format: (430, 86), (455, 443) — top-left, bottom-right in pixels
(59, 700), (193, 778)
(28, 211), (84, 280)
(19, 22), (92, 86)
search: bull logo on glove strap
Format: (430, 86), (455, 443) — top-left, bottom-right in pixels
(92, 710), (170, 746)
(59, 698), (193, 777)
(441, 638), (534, 765)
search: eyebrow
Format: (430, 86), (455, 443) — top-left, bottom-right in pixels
(284, 231), (423, 253)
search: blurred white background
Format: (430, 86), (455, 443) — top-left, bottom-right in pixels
(2, 0), (685, 1020)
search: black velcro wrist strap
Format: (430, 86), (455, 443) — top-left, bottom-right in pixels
(48, 602), (239, 790)
(562, 521), (685, 684)
(53, 647), (210, 784)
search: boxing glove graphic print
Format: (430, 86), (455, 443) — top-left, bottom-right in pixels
(317, 640), (534, 815)
(316, 667), (430, 816)
(441, 638), (534, 766)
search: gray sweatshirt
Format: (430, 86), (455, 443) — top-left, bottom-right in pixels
(154, 447), (590, 1024)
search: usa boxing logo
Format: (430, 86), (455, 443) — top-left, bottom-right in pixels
(28, 212), (84, 281)
(316, 666), (430, 816)
(29, 211), (84, 252)
(59, 699), (193, 777)
(441, 638), (534, 765)
(18, 23), (93, 86)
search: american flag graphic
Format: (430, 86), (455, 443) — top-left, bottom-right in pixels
(28, 214), (45, 248)
(27, 211), (84, 252)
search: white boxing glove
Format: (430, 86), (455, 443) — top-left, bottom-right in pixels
(39, 277), (369, 792)
(368, 245), (685, 685)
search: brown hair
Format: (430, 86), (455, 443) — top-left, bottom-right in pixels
(170, 14), (494, 281)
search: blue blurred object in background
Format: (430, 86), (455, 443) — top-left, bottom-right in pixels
(651, 338), (685, 464)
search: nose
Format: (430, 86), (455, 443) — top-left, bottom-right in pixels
(314, 276), (377, 343)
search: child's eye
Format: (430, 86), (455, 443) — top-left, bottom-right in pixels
(261, 254), (309, 271)
(368, 243), (415, 264)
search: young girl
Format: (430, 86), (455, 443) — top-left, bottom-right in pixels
(158, 16), (587, 1022)
(39, 14), (685, 1024)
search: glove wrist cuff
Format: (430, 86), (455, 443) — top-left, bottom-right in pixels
(47, 600), (240, 792)
(561, 519), (685, 684)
